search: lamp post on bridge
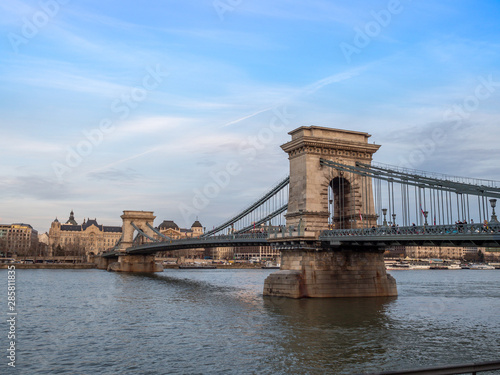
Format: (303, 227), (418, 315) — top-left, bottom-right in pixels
(490, 199), (499, 223)
(423, 211), (429, 226)
(392, 213), (396, 226)
(382, 208), (388, 227)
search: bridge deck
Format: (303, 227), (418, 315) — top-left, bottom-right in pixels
(126, 233), (269, 255)
(100, 223), (500, 256)
(320, 223), (500, 247)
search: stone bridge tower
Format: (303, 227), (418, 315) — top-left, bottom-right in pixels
(264, 126), (397, 298)
(118, 210), (157, 251)
(105, 210), (162, 273)
(282, 126), (380, 232)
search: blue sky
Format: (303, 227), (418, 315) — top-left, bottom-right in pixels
(2, 0), (500, 232)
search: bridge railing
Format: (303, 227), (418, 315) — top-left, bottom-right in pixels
(155, 225), (306, 244)
(158, 232), (269, 244)
(125, 231), (271, 254)
(320, 223), (500, 239)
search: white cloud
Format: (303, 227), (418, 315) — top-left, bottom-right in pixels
(118, 116), (187, 135)
(0, 137), (62, 155)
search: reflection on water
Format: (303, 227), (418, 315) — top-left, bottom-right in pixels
(2, 269), (499, 374)
(263, 295), (397, 326)
(262, 296), (398, 374)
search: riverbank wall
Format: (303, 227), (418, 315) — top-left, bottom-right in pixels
(0, 263), (97, 269)
(1, 263), (266, 270)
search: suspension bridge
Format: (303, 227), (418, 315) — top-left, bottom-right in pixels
(97, 126), (500, 298)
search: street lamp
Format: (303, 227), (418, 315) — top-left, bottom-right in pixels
(490, 199), (499, 223)
(382, 208), (388, 227)
(423, 211), (429, 226)
(392, 213), (396, 226)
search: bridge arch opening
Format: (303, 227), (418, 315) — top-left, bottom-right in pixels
(132, 228), (149, 246)
(328, 176), (352, 229)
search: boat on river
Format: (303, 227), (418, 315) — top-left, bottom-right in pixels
(262, 261), (280, 269)
(430, 265), (448, 270)
(470, 264), (495, 270)
(178, 263), (216, 269)
(387, 262), (410, 270)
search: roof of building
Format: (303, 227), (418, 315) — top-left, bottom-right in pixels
(65, 210), (78, 225)
(82, 219), (99, 230)
(61, 225), (80, 231)
(59, 217), (122, 233)
(103, 226), (122, 233)
(191, 220), (202, 228)
(11, 223), (34, 229)
(158, 220), (179, 230)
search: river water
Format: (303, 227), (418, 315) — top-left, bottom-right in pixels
(2, 268), (500, 374)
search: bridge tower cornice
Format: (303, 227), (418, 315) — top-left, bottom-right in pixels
(281, 126), (380, 161)
(282, 142), (380, 161)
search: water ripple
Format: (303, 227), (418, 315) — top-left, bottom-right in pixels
(1, 269), (499, 374)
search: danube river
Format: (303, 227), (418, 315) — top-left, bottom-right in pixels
(2, 268), (500, 374)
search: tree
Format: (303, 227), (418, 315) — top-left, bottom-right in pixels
(54, 244), (64, 256)
(0, 237), (7, 256)
(463, 250), (485, 263)
(64, 239), (86, 257)
(484, 251), (498, 262)
(37, 241), (49, 257)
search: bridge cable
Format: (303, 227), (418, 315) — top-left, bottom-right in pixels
(201, 176), (289, 237)
(358, 162), (500, 197)
(466, 194), (470, 223)
(146, 222), (171, 241)
(130, 222), (159, 243)
(327, 159), (500, 197)
(322, 158), (500, 228)
(235, 204), (288, 234)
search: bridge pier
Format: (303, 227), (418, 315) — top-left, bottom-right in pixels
(95, 255), (116, 270)
(263, 246), (397, 298)
(107, 254), (163, 273)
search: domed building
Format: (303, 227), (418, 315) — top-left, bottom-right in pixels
(155, 219), (205, 259)
(65, 210), (78, 225)
(191, 220), (203, 236)
(156, 220), (204, 239)
(48, 210), (122, 256)
(158, 220), (179, 231)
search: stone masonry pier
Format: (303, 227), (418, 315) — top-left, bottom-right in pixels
(263, 247), (397, 298)
(98, 211), (163, 273)
(108, 254), (163, 273)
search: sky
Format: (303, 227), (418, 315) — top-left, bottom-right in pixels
(1, 0), (500, 233)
